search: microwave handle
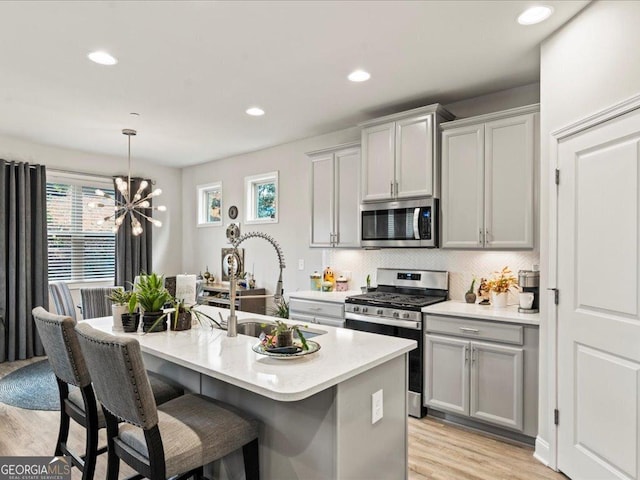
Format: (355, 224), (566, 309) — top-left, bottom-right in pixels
(413, 208), (420, 240)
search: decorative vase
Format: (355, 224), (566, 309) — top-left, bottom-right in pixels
(171, 311), (192, 331)
(276, 330), (293, 347)
(111, 304), (127, 331)
(142, 311), (167, 332)
(121, 312), (140, 333)
(490, 291), (508, 308)
(465, 292), (477, 304)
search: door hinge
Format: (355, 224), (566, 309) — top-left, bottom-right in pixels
(554, 408), (559, 425)
(555, 169), (560, 185)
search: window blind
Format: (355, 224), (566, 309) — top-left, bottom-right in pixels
(46, 179), (116, 281)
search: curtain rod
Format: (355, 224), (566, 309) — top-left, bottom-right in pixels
(48, 168), (113, 180)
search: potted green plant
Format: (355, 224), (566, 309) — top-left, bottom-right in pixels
(120, 292), (140, 333)
(465, 277), (477, 304)
(265, 320), (309, 350)
(268, 297), (289, 319)
(107, 288), (130, 331)
(135, 273), (172, 332)
(485, 267), (519, 308)
(169, 299), (224, 331)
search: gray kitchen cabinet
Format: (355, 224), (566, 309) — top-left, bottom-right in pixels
(441, 104), (538, 249)
(360, 104), (454, 202)
(307, 143), (361, 248)
(289, 297), (345, 328)
(425, 314), (538, 438)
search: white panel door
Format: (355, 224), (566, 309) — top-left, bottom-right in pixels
(470, 341), (523, 431)
(361, 122), (395, 202)
(441, 124), (484, 249)
(395, 114), (433, 198)
(424, 334), (469, 415)
(484, 113), (535, 249)
(310, 153), (334, 247)
(335, 146), (361, 247)
(558, 107), (640, 479)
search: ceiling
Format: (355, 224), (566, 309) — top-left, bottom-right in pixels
(0, 0), (589, 168)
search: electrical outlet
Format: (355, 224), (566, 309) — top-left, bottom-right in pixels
(371, 389), (383, 424)
(298, 259), (304, 270)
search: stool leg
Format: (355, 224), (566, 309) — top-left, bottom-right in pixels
(242, 438), (259, 480)
(81, 385), (99, 480)
(104, 410), (120, 480)
(54, 379), (70, 457)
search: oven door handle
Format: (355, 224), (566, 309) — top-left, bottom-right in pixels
(345, 312), (421, 330)
(413, 208), (420, 240)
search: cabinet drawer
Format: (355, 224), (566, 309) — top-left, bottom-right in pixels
(426, 315), (523, 345)
(289, 298), (344, 319)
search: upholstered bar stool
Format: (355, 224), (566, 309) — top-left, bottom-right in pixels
(32, 307), (184, 480)
(49, 281), (78, 320)
(74, 322), (260, 480)
(80, 286), (122, 319)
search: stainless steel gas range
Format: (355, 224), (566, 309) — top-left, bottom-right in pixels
(345, 268), (449, 418)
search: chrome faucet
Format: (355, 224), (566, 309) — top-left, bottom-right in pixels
(226, 231), (286, 337)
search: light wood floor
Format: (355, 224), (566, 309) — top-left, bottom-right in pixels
(1, 357), (566, 480)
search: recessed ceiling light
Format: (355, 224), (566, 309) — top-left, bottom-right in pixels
(517, 5), (554, 25)
(246, 107), (265, 116)
(88, 50), (118, 66)
(348, 70), (371, 82)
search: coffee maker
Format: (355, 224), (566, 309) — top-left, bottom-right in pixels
(518, 269), (539, 313)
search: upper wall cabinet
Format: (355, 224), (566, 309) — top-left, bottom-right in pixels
(308, 143), (361, 248)
(360, 104), (454, 202)
(441, 104), (539, 249)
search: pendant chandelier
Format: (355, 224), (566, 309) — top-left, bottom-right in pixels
(90, 128), (166, 236)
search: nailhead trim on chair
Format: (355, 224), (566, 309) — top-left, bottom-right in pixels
(77, 334), (152, 428)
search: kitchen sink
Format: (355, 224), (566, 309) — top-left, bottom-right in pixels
(236, 320), (326, 339)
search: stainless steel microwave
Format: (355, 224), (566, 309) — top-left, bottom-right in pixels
(360, 198), (438, 248)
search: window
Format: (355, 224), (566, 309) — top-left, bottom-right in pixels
(46, 172), (116, 281)
(245, 171), (278, 224)
(197, 181), (223, 227)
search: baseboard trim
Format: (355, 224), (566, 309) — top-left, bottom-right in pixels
(534, 436), (550, 466)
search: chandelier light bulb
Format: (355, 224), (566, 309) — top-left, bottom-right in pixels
(115, 216), (125, 226)
(139, 180), (148, 190)
(139, 201), (150, 208)
(151, 219), (162, 227)
(152, 188), (162, 197)
(157, 205), (167, 212)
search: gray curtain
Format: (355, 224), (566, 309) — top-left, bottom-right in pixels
(0, 160), (48, 362)
(114, 177), (153, 289)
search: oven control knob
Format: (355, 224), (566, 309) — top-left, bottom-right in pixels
(402, 312), (410, 319)
(393, 311), (400, 318)
(353, 306), (360, 312)
(377, 309), (384, 315)
(362, 307), (368, 313)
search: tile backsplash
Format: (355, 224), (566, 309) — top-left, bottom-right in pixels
(326, 248), (540, 302)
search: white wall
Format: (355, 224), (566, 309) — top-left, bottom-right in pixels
(181, 85), (540, 301)
(0, 133), (183, 277)
(537, 0), (640, 466)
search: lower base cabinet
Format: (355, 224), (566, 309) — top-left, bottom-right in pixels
(424, 314), (538, 438)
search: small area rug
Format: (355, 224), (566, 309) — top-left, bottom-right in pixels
(0, 359), (60, 411)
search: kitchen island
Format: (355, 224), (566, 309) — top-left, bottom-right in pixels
(87, 305), (415, 479)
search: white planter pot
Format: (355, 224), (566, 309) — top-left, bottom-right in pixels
(490, 291), (508, 308)
(111, 305), (127, 331)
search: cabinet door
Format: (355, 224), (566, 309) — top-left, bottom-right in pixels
(310, 153), (335, 247)
(470, 341), (524, 431)
(395, 114), (434, 198)
(441, 124), (485, 248)
(424, 334), (469, 415)
(335, 146), (361, 247)
(484, 113), (535, 248)
(361, 122), (395, 202)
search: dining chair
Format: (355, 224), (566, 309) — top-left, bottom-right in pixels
(75, 322), (260, 480)
(80, 286), (122, 319)
(32, 307), (184, 480)
(49, 281), (78, 321)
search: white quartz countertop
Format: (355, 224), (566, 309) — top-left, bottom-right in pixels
(423, 300), (540, 326)
(87, 306), (415, 402)
(287, 290), (361, 303)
